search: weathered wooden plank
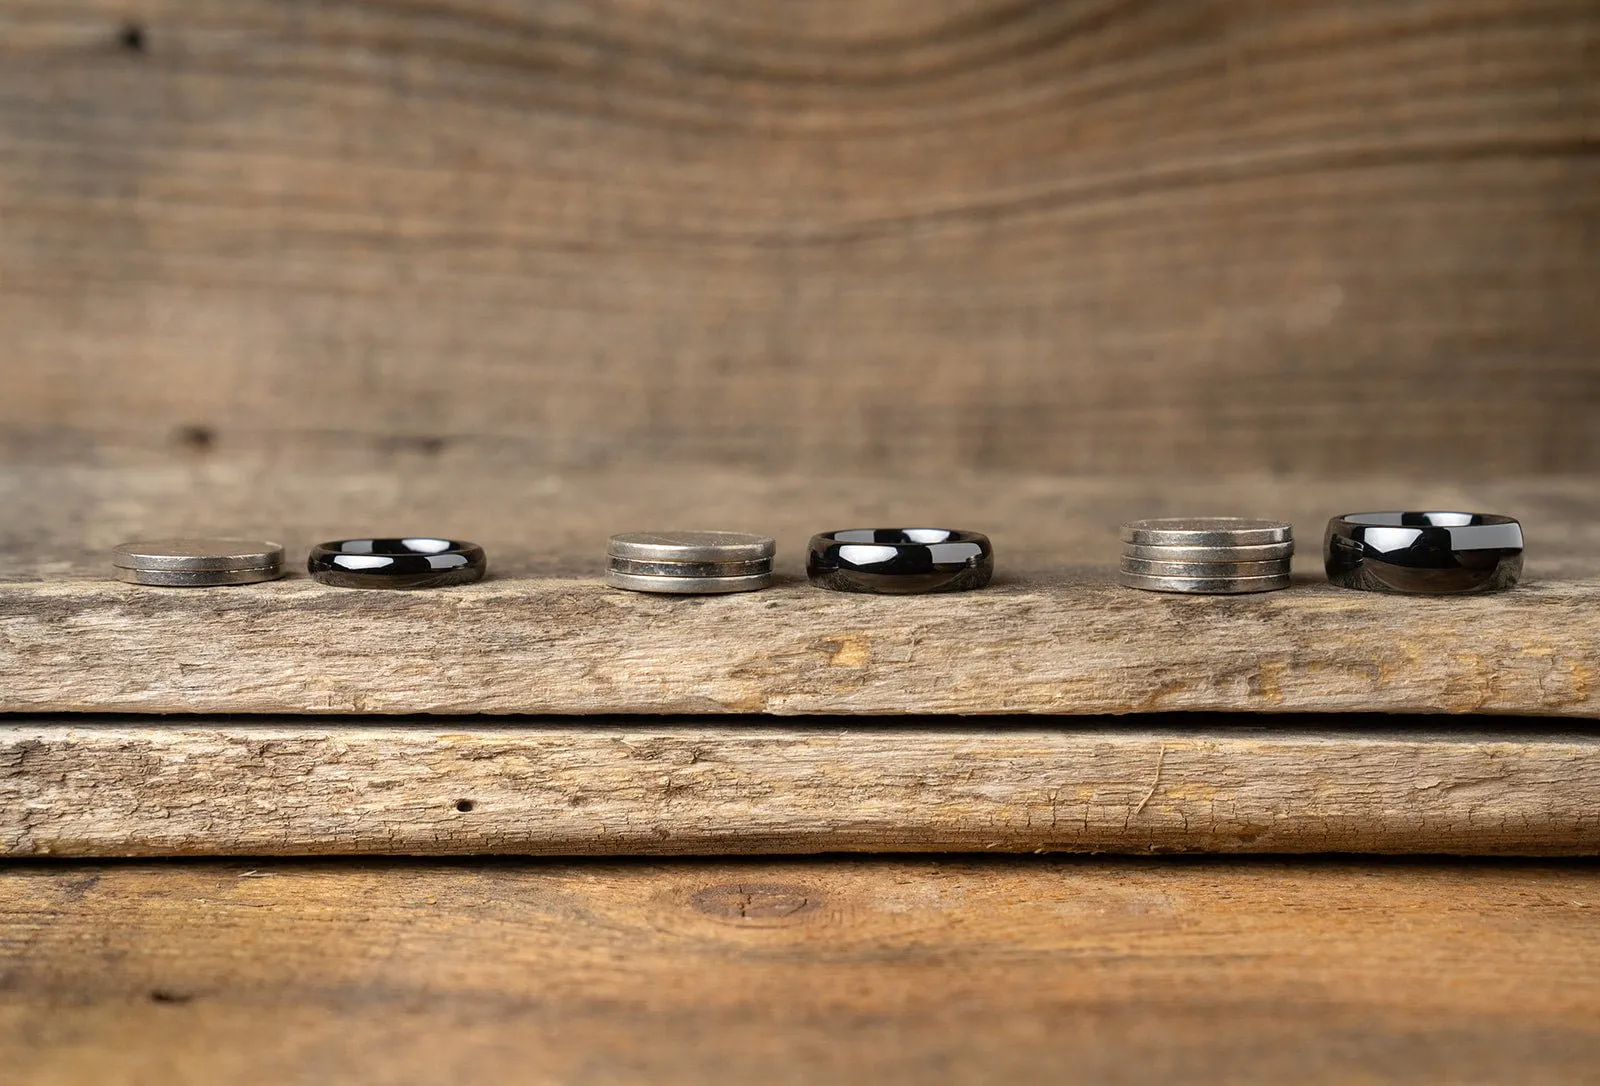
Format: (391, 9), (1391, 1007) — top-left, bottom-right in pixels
(1, 1), (1596, 476)
(1, 466), (1594, 717)
(3, 573), (1594, 717)
(3, 858), (1598, 1083)
(4, 719), (1598, 856)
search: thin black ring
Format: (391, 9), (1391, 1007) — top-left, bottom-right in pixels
(1324, 512), (1523, 594)
(308, 538), (487, 590)
(807, 529), (993, 594)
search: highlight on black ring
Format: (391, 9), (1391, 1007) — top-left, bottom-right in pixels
(1323, 512), (1522, 595)
(308, 537), (487, 590)
(806, 528), (993, 594)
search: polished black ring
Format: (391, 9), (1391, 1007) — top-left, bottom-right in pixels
(807, 529), (993, 594)
(1324, 512), (1522, 595)
(308, 538), (487, 590)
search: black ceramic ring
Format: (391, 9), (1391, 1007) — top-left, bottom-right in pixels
(807, 529), (993, 594)
(1324, 512), (1523, 595)
(308, 538), (487, 590)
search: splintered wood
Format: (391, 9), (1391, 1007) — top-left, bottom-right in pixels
(0, 468), (1595, 717)
(4, 721), (1598, 856)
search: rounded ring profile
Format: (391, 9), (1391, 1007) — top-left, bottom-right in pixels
(807, 529), (993, 595)
(1323, 512), (1523, 594)
(309, 538), (487, 590)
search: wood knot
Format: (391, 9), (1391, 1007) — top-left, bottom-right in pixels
(691, 883), (818, 924)
(173, 423), (215, 452)
(118, 23), (147, 53)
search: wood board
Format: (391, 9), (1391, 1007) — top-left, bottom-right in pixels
(1, 465), (1594, 717)
(2, 1), (1597, 477)
(2, 857), (1598, 1083)
(5, 718), (1599, 857)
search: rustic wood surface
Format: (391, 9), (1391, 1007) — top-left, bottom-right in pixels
(1, 858), (1597, 1084)
(4, 718), (1599, 857)
(2, 1), (1597, 477)
(1, 465), (1594, 716)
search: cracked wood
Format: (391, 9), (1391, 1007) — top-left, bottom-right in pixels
(4, 720), (1598, 857)
(0, 466), (1595, 717)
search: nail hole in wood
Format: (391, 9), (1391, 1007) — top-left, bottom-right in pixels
(174, 424), (215, 452)
(118, 23), (147, 53)
(380, 435), (448, 456)
(148, 989), (192, 1004)
(455, 799), (476, 813)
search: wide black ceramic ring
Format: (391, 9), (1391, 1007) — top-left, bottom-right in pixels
(1324, 512), (1523, 595)
(807, 529), (993, 594)
(308, 538), (487, 590)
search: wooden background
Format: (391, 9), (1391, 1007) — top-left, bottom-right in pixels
(4, 858), (1598, 1083)
(2, 0), (1597, 476)
(3, 13), (1598, 1070)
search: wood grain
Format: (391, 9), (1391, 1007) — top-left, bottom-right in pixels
(3, 565), (1595, 716)
(2, 858), (1598, 1084)
(1, 1), (1597, 476)
(1, 465), (1594, 717)
(4, 718), (1599, 857)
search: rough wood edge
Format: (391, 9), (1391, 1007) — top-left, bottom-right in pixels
(0, 575), (1595, 717)
(5, 720), (1598, 857)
